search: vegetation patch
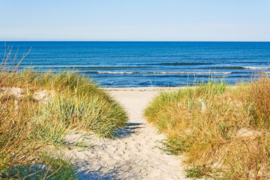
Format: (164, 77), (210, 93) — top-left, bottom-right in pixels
(145, 76), (270, 179)
(0, 49), (128, 179)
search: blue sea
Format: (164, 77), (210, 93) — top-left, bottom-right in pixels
(1, 42), (270, 87)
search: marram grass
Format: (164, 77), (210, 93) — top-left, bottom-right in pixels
(2, 69), (128, 139)
(145, 76), (270, 179)
(0, 69), (128, 178)
(6, 152), (78, 180)
(37, 90), (127, 140)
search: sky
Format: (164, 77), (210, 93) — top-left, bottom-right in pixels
(0, 0), (270, 41)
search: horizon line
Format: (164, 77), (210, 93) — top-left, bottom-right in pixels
(1, 40), (270, 42)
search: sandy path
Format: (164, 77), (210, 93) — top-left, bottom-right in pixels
(65, 89), (188, 180)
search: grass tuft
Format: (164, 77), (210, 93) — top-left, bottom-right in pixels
(145, 76), (270, 179)
(7, 152), (78, 180)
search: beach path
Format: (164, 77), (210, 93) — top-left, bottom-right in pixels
(65, 88), (188, 180)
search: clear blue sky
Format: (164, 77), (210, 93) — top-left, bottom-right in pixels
(1, 0), (270, 41)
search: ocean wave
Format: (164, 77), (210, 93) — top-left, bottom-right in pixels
(208, 66), (270, 70)
(209, 66), (245, 69)
(96, 71), (232, 75)
(97, 71), (134, 74)
(145, 63), (213, 66)
(244, 66), (270, 70)
(18, 65), (147, 69)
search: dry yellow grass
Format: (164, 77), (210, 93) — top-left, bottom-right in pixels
(145, 76), (270, 179)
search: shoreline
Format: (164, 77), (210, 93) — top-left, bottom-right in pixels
(101, 85), (238, 91)
(100, 87), (189, 91)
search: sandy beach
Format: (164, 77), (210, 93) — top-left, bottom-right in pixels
(64, 88), (189, 180)
(2, 2), (270, 179)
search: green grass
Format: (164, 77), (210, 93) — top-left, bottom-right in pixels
(185, 165), (212, 179)
(2, 69), (127, 142)
(5, 152), (78, 180)
(35, 90), (127, 144)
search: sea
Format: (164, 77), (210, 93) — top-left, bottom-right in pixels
(0, 42), (269, 87)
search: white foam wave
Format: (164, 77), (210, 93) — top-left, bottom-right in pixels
(97, 71), (232, 75)
(244, 66), (270, 70)
(97, 71), (134, 74)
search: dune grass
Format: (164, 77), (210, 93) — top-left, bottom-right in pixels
(0, 82), (78, 179)
(145, 76), (270, 179)
(4, 152), (78, 180)
(1, 70), (128, 140)
(0, 49), (128, 179)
